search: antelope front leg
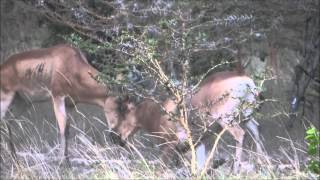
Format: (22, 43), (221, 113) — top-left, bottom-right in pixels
(218, 122), (245, 174)
(195, 143), (206, 170)
(245, 119), (264, 154)
(229, 125), (245, 174)
(52, 96), (69, 164)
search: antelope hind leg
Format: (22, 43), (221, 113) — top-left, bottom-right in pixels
(0, 90), (20, 165)
(52, 96), (71, 166)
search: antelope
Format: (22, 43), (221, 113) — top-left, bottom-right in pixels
(111, 98), (181, 161)
(0, 44), (121, 163)
(111, 70), (264, 173)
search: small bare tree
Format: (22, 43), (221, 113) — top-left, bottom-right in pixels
(21, 0), (273, 176)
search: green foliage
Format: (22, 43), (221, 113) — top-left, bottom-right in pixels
(305, 126), (320, 175)
(62, 32), (130, 87)
(62, 33), (111, 53)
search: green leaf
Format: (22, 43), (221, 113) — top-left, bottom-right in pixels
(305, 126), (320, 174)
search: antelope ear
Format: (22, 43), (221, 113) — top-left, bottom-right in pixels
(118, 94), (130, 103)
(118, 101), (127, 113)
(124, 94), (130, 102)
(115, 95), (121, 103)
(127, 102), (136, 111)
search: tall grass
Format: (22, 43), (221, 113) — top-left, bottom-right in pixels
(0, 105), (318, 179)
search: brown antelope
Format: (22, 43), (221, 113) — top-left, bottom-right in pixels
(0, 44), (121, 163)
(111, 98), (180, 161)
(111, 70), (264, 173)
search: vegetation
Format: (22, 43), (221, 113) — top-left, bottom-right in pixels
(305, 126), (320, 175)
(1, 0), (319, 179)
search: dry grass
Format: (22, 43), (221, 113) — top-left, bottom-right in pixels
(0, 104), (319, 179)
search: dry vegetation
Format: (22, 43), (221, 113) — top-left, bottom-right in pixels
(0, 104), (318, 179)
(1, 0), (319, 179)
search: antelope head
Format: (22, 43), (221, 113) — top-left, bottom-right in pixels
(107, 96), (138, 146)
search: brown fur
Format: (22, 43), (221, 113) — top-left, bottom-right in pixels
(113, 70), (264, 172)
(0, 44), (120, 163)
(112, 99), (179, 161)
(117, 99), (178, 142)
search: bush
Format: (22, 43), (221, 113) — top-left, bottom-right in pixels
(305, 126), (320, 175)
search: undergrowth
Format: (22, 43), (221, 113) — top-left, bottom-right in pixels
(0, 108), (319, 179)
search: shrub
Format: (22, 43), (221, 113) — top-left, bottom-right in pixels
(305, 126), (320, 175)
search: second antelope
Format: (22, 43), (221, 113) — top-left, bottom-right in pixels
(0, 44), (121, 163)
(111, 70), (265, 173)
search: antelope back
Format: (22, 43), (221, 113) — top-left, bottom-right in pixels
(191, 70), (258, 127)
